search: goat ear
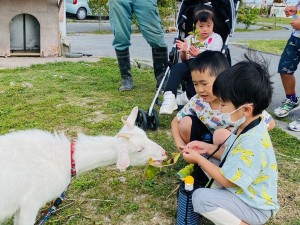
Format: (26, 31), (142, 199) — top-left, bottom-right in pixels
(121, 116), (134, 129)
(116, 146), (130, 171)
(126, 106), (138, 127)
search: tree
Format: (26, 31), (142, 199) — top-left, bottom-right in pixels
(88, 0), (109, 30)
(237, 6), (258, 29)
(158, 0), (176, 27)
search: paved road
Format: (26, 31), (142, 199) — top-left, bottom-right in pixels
(67, 22), (300, 139)
(66, 23), (300, 139)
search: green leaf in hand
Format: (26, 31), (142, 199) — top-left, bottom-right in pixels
(194, 42), (204, 47)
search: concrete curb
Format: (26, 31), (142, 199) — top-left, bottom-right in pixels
(231, 43), (281, 57)
(275, 119), (300, 140)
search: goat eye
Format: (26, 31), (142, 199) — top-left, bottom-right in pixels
(138, 147), (144, 152)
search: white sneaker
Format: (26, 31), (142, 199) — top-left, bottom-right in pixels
(274, 97), (299, 117)
(159, 91), (178, 114)
(288, 119), (300, 132)
(176, 91), (189, 106)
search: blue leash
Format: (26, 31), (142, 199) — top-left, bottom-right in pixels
(36, 191), (66, 225)
(35, 142), (76, 225)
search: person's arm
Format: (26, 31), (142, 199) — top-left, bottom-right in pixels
(261, 110), (276, 131)
(185, 140), (225, 160)
(267, 118), (276, 131)
(171, 117), (187, 151)
(291, 18), (300, 30)
(180, 50), (189, 61)
(182, 149), (236, 187)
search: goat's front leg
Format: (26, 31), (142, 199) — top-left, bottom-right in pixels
(14, 205), (40, 225)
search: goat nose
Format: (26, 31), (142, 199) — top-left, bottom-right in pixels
(162, 150), (167, 156)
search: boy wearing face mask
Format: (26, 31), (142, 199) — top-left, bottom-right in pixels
(171, 51), (275, 152)
(182, 56), (279, 225)
(172, 52), (275, 183)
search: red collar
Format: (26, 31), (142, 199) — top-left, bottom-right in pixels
(70, 142), (76, 177)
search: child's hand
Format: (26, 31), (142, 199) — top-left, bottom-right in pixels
(176, 39), (188, 52)
(177, 144), (186, 152)
(182, 148), (202, 164)
(188, 45), (201, 57)
(185, 141), (210, 154)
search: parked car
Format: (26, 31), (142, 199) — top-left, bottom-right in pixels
(66, 0), (93, 20)
(165, 26), (177, 33)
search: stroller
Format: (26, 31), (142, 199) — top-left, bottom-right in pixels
(136, 0), (240, 131)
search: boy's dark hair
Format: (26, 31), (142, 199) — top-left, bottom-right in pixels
(213, 55), (273, 116)
(189, 51), (230, 78)
(193, 4), (215, 26)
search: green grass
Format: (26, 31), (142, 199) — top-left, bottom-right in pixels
(237, 40), (287, 55)
(0, 59), (299, 224)
(235, 23), (285, 32)
(258, 16), (292, 25)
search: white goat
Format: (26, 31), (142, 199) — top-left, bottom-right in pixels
(0, 106), (167, 225)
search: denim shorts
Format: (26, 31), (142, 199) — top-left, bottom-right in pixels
(278, 35), (300, 75)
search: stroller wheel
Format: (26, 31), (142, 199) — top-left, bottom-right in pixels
(147, 108), (159, 131)
(136, 109), (148, 130)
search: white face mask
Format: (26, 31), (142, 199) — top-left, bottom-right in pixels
(222, 104), (252, 129)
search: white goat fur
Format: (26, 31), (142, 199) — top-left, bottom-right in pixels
(0, 106), (166, 225)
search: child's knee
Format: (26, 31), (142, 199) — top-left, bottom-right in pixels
(179, 117), (192, 141)
(179, 116), (192, 129)
(192, 189), (215, 213)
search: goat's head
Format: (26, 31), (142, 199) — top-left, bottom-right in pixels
(116, 106), (167, 171)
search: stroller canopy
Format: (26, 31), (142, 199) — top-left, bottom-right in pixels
(177, 0), (239, 43)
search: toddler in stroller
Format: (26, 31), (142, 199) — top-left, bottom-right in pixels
(159, 0), (237, 115)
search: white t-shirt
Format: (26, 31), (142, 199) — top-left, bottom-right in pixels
(185, 32), (223, 56)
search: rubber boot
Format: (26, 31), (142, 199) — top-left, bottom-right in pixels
(152, 47), (168, 91)
(115, 48), (134, 91)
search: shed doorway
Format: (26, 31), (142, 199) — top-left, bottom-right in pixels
(9, 13), (40, 56)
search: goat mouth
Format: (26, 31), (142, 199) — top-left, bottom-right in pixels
(152, 159), (164, 166)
